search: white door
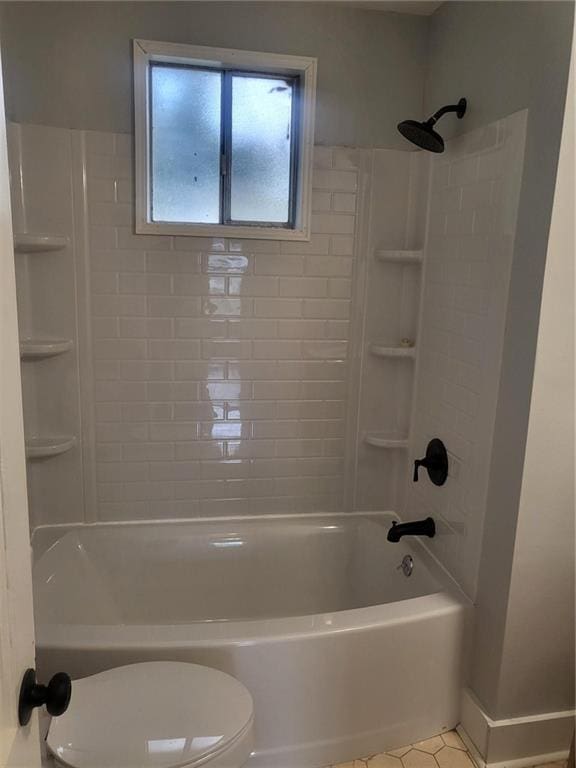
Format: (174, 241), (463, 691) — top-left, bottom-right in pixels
(0, 44), (41, 768)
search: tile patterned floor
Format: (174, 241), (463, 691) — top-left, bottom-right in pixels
(327, 730), (474, 768)
(327, 730), (570, 768)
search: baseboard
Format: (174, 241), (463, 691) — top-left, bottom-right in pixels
(460, 688), (574, 767)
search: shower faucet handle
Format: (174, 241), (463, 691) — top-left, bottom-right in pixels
(413, 438), (449, 486)
(413, 458), (426, 482)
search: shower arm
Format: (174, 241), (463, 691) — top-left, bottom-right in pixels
(426, 98), (467, 126)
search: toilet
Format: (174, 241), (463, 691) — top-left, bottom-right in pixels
(46, 662), (254, 768)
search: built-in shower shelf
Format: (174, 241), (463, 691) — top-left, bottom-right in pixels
(25, 435), (76, 460)
(20, 338), (73, 360)
(363, 434), (408, 449)
(375, 249), (423, 264)
(14, 233), (68, 253)
(369, 344), (415, 359)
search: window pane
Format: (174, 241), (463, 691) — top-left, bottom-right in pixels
(230, 75), (294, 224)
(151, 65), (222, 224)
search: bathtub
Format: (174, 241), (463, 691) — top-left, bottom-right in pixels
(32, 513), (469, 768)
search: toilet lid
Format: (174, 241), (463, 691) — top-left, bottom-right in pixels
(46, 662), (254, 768)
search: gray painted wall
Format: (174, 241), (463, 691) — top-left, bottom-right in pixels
(426, 1), (574, 720)
(0, 1), (428, 148)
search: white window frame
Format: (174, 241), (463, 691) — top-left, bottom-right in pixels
(133, 39), (317, 241)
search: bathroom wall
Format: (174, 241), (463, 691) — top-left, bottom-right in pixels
(0, 1), (428, 149)
(424, 0), (575, 729)
(496, 53), (574, 719)
(86, 134), (360, 521)
(404, 111), (527, 600)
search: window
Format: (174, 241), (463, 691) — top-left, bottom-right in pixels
(134, 40), (317, 240)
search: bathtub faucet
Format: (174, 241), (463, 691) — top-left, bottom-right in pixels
(387, 517), (436, 542)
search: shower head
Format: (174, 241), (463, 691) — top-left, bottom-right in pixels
(397, 98), (467, 153)
(397, 120), (445, 153)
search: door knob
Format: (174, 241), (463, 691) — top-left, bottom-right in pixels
(18, 668), (71, 726)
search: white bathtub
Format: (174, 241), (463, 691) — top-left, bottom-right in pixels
(32, 513), (469, 768)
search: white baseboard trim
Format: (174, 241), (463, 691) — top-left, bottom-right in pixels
(459, 688), (574, 766)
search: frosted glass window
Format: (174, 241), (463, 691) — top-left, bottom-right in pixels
(230, 75), (294, 224)
(151, 65), (222, 224)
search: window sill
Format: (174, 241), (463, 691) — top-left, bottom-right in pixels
(135, 220), (311, 242)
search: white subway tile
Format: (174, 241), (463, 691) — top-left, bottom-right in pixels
(150, 422), (199, 441)
(203, 253), (251, 273)
(119, 318), (173, 339)
(92, 202), (133, 227)
(279, 277), (328, 298)
(93, 294), (146, 317)
(280, 235), (331, 255)
(87, 153), (132, 179)
(277, 320), (326, 339)
(117, 228), (171, 251)
(93, 317), (119, 338)
(174, 275), (226, 296)
(332, 147), (360, 170)
(253, 340), (301, 360)
(313, 146), (333, 169)
(94, 339), (147, 360)
(148, 296), (201, 317)
(147, 251), (201, 273)
(116, 179), (133, 203)
(119, 273), (172, 295)
(275, 439), (323, 457)
(176, 361), (226, 380)
(174, 236), (225, 252)
(176, 318), (226, 338)
(313, 169), (357, 191)
(305, 255), (353, 277)
(303, 299), (350, 319)
(119, 361), (173, 381)
(147, 381), (200, 401)
(312, 213), (355, 235)
(227, 319), (278, 339)
(203, 297), (252, 317)
(148, 340), (201, 360)
(330, 235), (355, 256)
(89, 178), (115, 203)
(328, 278), (352, 298)
(200, 382), (253, 400)
(253, 298), (302, 318)
(254, 254), (304, 276)
(332, 192), (356, 213)
(85, 130), (115, 155)
(201, 339), (251, 359)
(312, 191), (332, 211)
(114, 133), (133, 157)
(96, 422), (148, 443)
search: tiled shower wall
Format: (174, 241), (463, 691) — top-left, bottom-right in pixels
(87, 133), (360, 520)
(404, 112), (527, 598)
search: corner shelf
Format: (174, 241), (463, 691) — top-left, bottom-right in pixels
(25, 435), (76, 460)
(374, 249), (423, 265)
(369, 344), (415, 360)
(20, 338), (73, 361)
(363, 434), (408, 449)
(14, 233), (68, 253)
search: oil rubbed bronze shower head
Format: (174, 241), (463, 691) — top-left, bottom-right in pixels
(398, 98), (467, 153)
